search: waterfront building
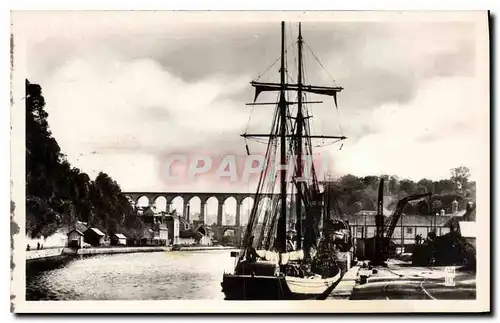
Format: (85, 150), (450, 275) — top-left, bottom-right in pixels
(194, 224), (213, 246)
(347, 211), (453, 251)
(158, 223), (169, 244)
(111, 233), (127, 246)
(67, 229), (84, 248)
(84, 227), (105, 246)
(445, 202), (477, 248)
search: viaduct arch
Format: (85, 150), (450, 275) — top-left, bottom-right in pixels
(122, 191), (279, 226)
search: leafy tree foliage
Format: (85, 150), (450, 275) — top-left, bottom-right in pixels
(25, 80), (144, 238)
(431, 199), (443, 214)
(324, 166), (475, 216)
(417, 178), (434, 194)
(451, 166), (471, 195)
(435, 179), (456, 194)
(26, 80), (65, 237)
(416, 200), (430, 215)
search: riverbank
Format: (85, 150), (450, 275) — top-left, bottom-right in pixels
(172, 246), (236, 252)
(69, 246), (171, 256)
(26, 247), (66, 260)
(69, 245), (235, 255)
(26, 245), (236, 261)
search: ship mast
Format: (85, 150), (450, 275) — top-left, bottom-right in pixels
(243, 21), (347, 254)
(276, 21), (287, 254)
(295, 23), (303, 250)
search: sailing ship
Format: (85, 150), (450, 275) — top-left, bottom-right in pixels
(221, 21), (353, 300)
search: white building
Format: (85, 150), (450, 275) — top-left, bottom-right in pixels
(67, 229), (84, 248)
(111, 233), (127, 246)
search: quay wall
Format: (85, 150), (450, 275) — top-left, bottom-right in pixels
(72, 245), (235, 255)
(26, 253), (74, 275)
(74, 246), (171, 255)
(26, 245), (236, 262)
(173, 246), (235, 251)
(26, 247), (65, 260)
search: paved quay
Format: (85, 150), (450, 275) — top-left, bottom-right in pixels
(25, 248), (65, 260)
(328, 264), (361, 299)
(328, 259), (476, 300)
(350, 259), (476, 300)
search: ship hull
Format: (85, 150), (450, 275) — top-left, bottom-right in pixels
(221, 272), (342, 300)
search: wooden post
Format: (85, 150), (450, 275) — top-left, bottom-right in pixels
(400, 213), (404, 253)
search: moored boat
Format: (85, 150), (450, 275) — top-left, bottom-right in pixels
(221, 21), (352, 300)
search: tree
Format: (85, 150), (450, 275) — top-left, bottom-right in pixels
(399, 179), (416, 196)
(90, 172), (134, 235)
(380, 174), (390, 182)
(451, 166), (471, 194)
(434, 179), (456, 194)
(25, 79), (152, 240)
(465, 181), (476, 200)
(403, 202), (415, 214)
(124, 209), (146, 240)
(362, 176), (379, 190)
(352, 201), (363, 214)
(339, 174), (364, 192)
(26, 80), (64, 237)
(417, 178), (434, 194)
(388, 176), (399, 195)
(431, 199), (443, 214)
(359, 189), (377, 210)
(417, 200), (430, 215)
(73, 171), (93, 223)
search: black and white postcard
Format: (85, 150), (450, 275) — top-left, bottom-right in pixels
(10, 10), (490, 313)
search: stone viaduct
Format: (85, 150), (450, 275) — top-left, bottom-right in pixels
(122, 192), (279, 227)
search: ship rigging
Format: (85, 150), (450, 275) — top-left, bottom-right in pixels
(221, 21), (352, 300)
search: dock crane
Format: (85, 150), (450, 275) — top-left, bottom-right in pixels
(356, 178), (432, 265)
(384, 192), (433, 239)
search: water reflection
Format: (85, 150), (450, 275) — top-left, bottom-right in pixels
(27, 250), (237, 300)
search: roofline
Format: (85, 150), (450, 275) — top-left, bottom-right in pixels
(68, 229), (84, 235)
(86, 228), (105, 236)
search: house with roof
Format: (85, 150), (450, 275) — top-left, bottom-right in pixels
(444, 202), (477, 248)
(84, 227), (105, 246)
(458, 221), (477, 248)
(111, 233), (127, 246)
(67, 229), (85, 248)
(74, 221), (88, 232)
(193, 224), (213, 246)
(347, 211), (454, 250)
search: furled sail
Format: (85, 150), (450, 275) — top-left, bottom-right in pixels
(251, 81), (343, 102)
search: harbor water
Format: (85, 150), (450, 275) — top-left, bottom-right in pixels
(26, 249), (237, 300)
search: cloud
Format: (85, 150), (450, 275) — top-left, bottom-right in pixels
(38, 53), (255, 190)
(327, 76), (486, 181)
(21, 14), (486, 191)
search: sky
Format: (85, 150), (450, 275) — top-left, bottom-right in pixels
(17, 11), (489, 194)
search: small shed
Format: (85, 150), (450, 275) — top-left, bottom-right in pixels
(67, 229), (84, 248)
(111, 233), (127, 246)
(84, 227), (105, 246)
(459, 221), (477, 248)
